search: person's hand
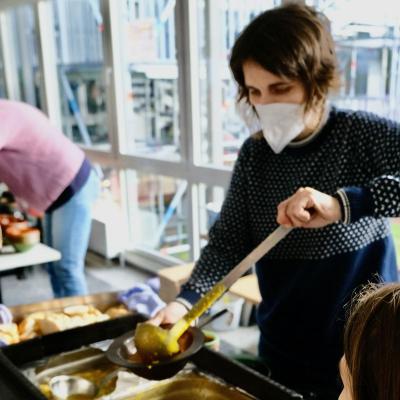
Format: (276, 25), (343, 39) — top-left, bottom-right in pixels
(27, 207), (44, 218)
(148, 301), (188, 326)
(277, 187), (341, 228)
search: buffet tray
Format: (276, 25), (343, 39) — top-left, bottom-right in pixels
(21, 347), (255, 399)
(1, 313), (304, 400)
(3, 291), (132, 348)
(9, 291), (123, 322)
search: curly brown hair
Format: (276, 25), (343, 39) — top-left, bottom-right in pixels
(229, 3), (340, 111)
(344, 282), (400, 400)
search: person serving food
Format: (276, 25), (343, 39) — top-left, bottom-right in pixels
(142, 4), (400, 399)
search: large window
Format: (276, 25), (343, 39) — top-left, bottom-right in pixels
(0, 35), (6, 98)
(307, 0), (400, 120)
(126, 171), (190, 261)
(52, 0), (110, 149)
(116, 0), (180, 161)
(197, 0), (278, 167)
(2, 5), (42, 107)
(1, 0), (400, 269)
(196, 183), (225, 249)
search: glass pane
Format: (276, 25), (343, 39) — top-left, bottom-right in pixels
(91, 166), (127, 258)
(0, 41), (6, 98)
(7, 5), (42, 107)
(306, 0), (400, 120)
(97, 166), (123, 210)
(52, 0), (110, 149)
(197, 183), (225, 250)
(126, 171), (190, 261)
(117, 0), (180, 161)
(197, 0), (278, 167)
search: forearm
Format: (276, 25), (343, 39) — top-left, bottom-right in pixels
(335, 176), (400, 223)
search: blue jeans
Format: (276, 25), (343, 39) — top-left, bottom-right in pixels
(44, 169), (100, 297)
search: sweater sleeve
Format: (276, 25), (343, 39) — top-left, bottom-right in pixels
(335, 115), (400, 224)
(178, 141), (253, 304)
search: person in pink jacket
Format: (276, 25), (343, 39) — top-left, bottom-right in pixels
(0, 99), (100, 297)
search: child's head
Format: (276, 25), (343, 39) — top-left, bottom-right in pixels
(339, 283), (400, 400)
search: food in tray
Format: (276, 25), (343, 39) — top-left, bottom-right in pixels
(36, 361), (252, 400)
(18, 311), (47, 340)
(6, 304), (130, 343)
(104, 304), (130, 319)
(123, 372), (254, 400)
(39, 312), (109, 335)
(0, 323), (19, 345)
(63, 305), (99, 316)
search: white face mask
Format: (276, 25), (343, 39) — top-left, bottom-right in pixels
(254, 103), (305, 153)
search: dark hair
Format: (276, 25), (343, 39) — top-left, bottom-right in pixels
(344, 283), (400, 400)
(229, 3), (340, 110)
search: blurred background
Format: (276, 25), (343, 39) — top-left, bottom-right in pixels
(0, 0), (399, 270)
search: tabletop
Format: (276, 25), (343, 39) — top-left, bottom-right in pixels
(0, 243), (61, 272)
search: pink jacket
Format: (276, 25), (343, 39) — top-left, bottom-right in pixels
(0, 100), (85, 212)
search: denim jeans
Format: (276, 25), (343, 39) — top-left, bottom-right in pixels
(44, 169), (100, 297)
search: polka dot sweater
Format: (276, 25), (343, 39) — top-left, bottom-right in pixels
(179, 107), (399, 374)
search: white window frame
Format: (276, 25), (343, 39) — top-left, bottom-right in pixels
(0, 0), (289, 272)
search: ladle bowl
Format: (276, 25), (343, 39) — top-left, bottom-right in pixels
(106, 325), (204, 380)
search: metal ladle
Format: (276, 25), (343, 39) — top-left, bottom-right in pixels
(107, 226), (292, 379)
(107, 308), (229, 380)
(134, 226), (292, 362)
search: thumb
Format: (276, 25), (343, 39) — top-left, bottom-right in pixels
(147, 311), (164, 326)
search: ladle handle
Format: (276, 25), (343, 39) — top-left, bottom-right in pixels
(198, 308), (229, 329)
(174, 226), (293, 334)
(221, 225), (293, 288)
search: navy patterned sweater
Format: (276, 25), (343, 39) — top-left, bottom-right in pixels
(179, 107), (400, 376)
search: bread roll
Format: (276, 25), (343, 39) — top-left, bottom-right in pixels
(38, 313), (71, 334)
(105, 305), (129, 319)
(63, 304), (103, 316)
(94, 314), (110, 323)
(18, 311), (47, 339)
(17, 304), (112, 338)
(63, 305), (92, 316)
(20, 331), (38, 341)
(0, 323), (19, 345)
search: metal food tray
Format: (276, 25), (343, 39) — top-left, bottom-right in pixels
(5, 291), (131, 350)
(22, 346), (255, 399)
(1, 314), (304, 400)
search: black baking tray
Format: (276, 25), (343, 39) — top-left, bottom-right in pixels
(0, 313), (303, 399)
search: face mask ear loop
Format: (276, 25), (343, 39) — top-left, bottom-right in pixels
(236, 97), (262, 134)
